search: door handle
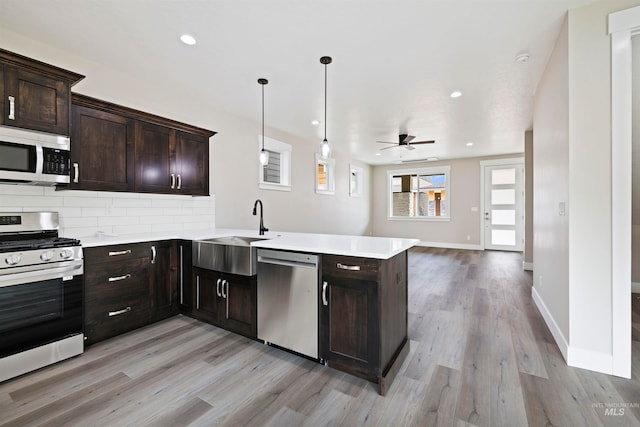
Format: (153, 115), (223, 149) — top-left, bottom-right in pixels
(216, 278), (222, 297)
(221, 279), (228, 298)
(322, 281), (328, 306)
(196, 275), (200, 309)
(73, 163), (79, 183)
(225, 280), (229, 319)
(170, 173), (176, 189)
(8, 96), (15, 120)
(150, 245), (156, 264)
(177, 174), (182, 190)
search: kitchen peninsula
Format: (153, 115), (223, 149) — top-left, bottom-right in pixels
(80, 229), (417, 395)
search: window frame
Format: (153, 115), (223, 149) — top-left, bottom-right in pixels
(258, 136), (292, 192)
(387, 165), (451, 221)
(315, 153), (335, 195)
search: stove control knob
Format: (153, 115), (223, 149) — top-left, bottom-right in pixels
(40, 251), (54, 262)
(59, 249), (73, 260)
(5, 254), (21, 265)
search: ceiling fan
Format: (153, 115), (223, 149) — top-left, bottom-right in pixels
(377, 134), (435, 151)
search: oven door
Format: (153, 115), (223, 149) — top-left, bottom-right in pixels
(0, 260), (83, 359)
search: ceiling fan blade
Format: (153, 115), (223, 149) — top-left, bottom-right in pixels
(404, 145), (416, 151)
(379, 145), (398, 151)
(401, 135), (415, 144)
(376, 141), (396, 144)
(410, 140), (436, 145)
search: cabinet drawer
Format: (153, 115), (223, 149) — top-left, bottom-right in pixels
(84, 243), (151, 265)
(322, 255), (379, 281)
(85, 258), (150, 303)
(84, 295), (151, 344)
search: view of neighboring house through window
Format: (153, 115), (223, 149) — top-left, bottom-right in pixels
(258, 136), (291, 191)
(388, 166), (450, 220)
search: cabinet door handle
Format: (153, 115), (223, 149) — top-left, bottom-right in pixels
(108, 273), (131, 282)
(221, 279), (228, 298)
(8, 96), (15, 120)
(179, 245), (184, 305)
(225, 280), (229, 319)
(177, 174), (182, 190)
(170, 173), (176, 189)
(151, 245), (156, 264)
(196, 275), (201, 310)
(336, 263), (360, 271)
(322, 281), (328, 306)
(73, 163), (79, 183)
(108, 249), (131, 256)
(108, 306), (131, 317)
(216, 278), (222, 297)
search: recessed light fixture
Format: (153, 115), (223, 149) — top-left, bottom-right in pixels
(466, 142), (474, 147)
(375, 152), (381, 156)
(450, 91), (462, 98)
(311, 120), (320, 125)
(515, 52), (530, 63)
(180, 34), (197, 45)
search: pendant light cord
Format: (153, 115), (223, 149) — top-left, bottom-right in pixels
(324, 61), (327, 142)
(262, 83), (265, 150)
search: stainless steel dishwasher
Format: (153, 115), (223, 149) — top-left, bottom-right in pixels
(257, 248), (319, 359)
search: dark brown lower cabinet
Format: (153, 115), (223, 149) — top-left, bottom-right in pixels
(177, 240), (193, 313)
(320, 251), (410, 396)
(151, 240), (179, 322)
(192, 267), (257, 339)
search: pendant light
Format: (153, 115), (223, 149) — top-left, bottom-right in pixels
(258, 78), (269, 166)
(320, 56), (332, 158)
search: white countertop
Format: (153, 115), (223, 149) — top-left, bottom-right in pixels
(78, 228), (419, 259)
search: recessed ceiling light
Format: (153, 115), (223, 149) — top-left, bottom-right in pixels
(375, 153), (381, 156)
(466, 142), (474, 147)
(311, 120), (320, 125)
(450, 91), (462, 98)
(515, 52), (530, 63)
(180, 34), (197, 45)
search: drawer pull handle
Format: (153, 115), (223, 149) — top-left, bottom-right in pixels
(337, 263), (360, 271)
(108, 273), (131, 282)
(8, 96), (15, 120)
(108, 306), (131, 317)
(322, 281), (328, 306)
(151, 245), (156, 264)
(196, 276), (201, 310)
(108, 249), (132, 256)
(216, 278), (222, 297)
(73, 163), (79, 183)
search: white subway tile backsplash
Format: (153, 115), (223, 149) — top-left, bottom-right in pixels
(0, 186), (214, 239)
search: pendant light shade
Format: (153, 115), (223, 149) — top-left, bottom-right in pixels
(320, 56), (332, 158)
(258, 78), (269, 166)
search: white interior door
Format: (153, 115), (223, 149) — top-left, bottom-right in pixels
(483, 164), (524, 251)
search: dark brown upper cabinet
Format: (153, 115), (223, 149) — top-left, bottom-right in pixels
(0, 48), (84, 136)
(70, 93), (215, 196)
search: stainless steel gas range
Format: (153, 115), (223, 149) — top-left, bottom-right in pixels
(0, 212), (83, 383)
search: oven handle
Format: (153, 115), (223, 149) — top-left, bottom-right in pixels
(0, 261), (83, 288)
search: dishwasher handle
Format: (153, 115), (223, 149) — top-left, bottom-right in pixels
(257, 254), (318, 270)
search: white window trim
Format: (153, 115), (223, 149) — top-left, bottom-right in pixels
(315, 153), (335, 195)
(387, 165), (451, 221)
(258, 136), (292, 192)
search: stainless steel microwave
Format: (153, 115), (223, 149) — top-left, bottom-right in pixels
(0, 126), (70, 186)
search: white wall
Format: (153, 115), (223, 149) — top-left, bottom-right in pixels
(632, 35), (640, 285)
(532, 17), (570, 350)
(0, 27), (371, 238)
(371, 154), (523, 247)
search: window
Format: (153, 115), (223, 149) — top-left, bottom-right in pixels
(315, 153), (335, 195)
(349, 164), (364, 197)
(258, 136), (291, 191)
(388, 166), (450, 220)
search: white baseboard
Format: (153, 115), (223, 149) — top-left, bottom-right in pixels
(522, 261), (534, 271)
(416, 241), (482, 251)
(567, 347), (613, 375)
(632, 282), (640, 293)
(531, 286), (568, 361)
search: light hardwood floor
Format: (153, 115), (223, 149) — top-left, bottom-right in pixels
(1, 247), (639, 426)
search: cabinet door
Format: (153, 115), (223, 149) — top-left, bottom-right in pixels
(224, 274), (257, 338)
(135, 121), (172, 193)
(151, 241), (178, 321)
(321, 277), (379, 381)
(174, 131), (209, 196)
(3, 66), (70, 135)
(70, 104), (134, 191)
(192, 268), (224, 325)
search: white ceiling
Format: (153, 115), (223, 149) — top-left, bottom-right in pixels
(0, 0), (595, 165)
